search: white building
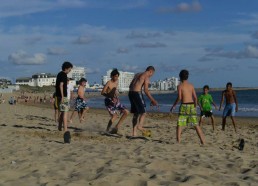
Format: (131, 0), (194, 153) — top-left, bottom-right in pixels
(102, 69), (135, 92)
(151, 77), (179, 91)
(16, 73), (56, 87)
(68, 66), (86, 82)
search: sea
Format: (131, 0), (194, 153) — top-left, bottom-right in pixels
(86, 89), (258, 118)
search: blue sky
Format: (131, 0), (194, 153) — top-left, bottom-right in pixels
(0, 0), (258, 88)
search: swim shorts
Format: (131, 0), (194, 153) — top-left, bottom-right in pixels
(56, 97), (69, 112)
(178, 103), (197, 127)
(223, 103), (236, 117)
(104, 98), (126, 115)
(128, 91), (146, 114)
(200, 110), (213, 118)
(75, 97), (88, 112)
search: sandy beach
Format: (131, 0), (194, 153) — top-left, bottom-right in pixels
(0, 94), (257, 186)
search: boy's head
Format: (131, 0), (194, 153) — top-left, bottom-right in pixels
(203, 85), (209, 94)
(146, 66), (155, 77)
(79, 78), (87, 86)
(62, 61), (73, 73)
(179, 69), (189, 81)
(226, 82), (232, 89)
(110, 69), (120, 80)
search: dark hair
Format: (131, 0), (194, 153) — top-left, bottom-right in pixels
(79, 78), (87, 84)
(203, 85), (209, 90)
(179, 69), (189, 81)
(146, 66), (155, 71)
(110, 68), (120, 78)
(226, 82), (232, 87)
(62, 61), (73, 71)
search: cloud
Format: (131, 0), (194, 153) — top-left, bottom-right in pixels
(25, 36), (43, 45)
(85, 67), (100, 74)
(47, 47), (69, 55)
(251, 31), (258, 39)
(157, 0), (202, 14)
(234, 13), (258, 26)
(121, 64), (139, 72)
(135, 42), (167, 48)
(203, 45), (258, 59)
(117, 47), (129, 54)
(8, 50), (46, 65)
(0, 0), (87, 18)
(73, 36), (93, 44)
(126, 31), (162, 39)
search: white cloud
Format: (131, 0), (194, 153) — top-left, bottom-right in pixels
(0, 0), (86, 18)
(157, 0), (202, 14)
(126, 31), (162, 39)
(135, 42), (167, 48)
(73, 36), (93, 44)
(117, 47), (129, 54)
(8, 50), (46, 65)
(47, 47), (68, 55)
(204, 45), (258, 59)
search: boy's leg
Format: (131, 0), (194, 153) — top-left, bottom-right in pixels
(115, 109), (129, 129)
(58, 112), (64, 131)
(230, 116), (237, 133)
(211, 115), (215, 131)
(63, 112), (68, 131)
(195, 125), (205, 144)
(132, 113), (139, 136)
(107, 114), (117, 132)
(222, 117), (227, 131)
(136, 113), (146, 132)
(199, 116), (203, 127)
(69, 110), (75, 123)
(177, 126), (182, 143)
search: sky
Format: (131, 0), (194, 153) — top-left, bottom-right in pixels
(0, 0), (258, 88)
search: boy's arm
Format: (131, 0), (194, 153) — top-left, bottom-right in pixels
(59, 82), (64, 102)
(192, 86), (197, 108)
(143, 78), (158, 106)
(233, 90), (238, 112)
(170, 85), (181, 112)
(211, 96), (218, 110)
(101, 82), (109, 97)
(219, 91), (224, 111)
(197, 97), (202, 111)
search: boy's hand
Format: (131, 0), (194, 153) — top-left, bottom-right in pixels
(170, 106), (175, 113)
(151, 100), (158, 106)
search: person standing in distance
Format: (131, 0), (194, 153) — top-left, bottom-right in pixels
(128, 66), (158, 137)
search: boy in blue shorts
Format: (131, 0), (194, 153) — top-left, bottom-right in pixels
(219, 82), (238, 132)
(198, 85), (218, 131)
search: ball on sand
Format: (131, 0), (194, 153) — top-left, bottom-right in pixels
(142, 130), (152, 137)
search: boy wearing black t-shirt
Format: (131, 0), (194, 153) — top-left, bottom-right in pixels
(55, 61), (73, 131)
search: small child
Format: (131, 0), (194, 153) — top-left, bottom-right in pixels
(198, 85), (218, 131)
(75, 78), (89, 123)
(170, 69), (205, 144)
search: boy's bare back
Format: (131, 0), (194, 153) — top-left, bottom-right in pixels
(178, 81), (197, 104)
(129, 72), (149, 92)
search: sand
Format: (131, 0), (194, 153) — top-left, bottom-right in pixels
(0, 96), (257, 186)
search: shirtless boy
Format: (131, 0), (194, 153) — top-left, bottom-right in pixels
(101, 69), (129, 134)
(170, 69), (205, 144)
(219, 82), (238, 132)
(128, 66), (158, 136)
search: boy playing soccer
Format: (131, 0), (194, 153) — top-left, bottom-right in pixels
(198, 85), (218, 131)
(170, 69), (205, 144)
(219, 82), (238, 132)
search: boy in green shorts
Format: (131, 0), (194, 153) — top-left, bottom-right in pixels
(170, 69), (205, 144)
(198, 85), (218, 131)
